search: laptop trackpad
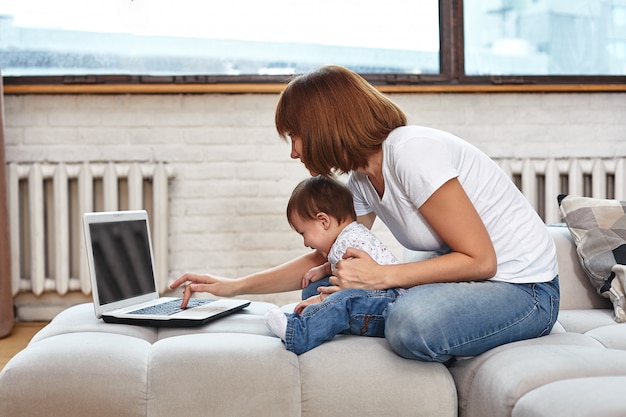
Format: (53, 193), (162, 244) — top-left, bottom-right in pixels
(175, 300), (241, 319)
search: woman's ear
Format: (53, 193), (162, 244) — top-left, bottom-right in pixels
(316, 212), (331, 229)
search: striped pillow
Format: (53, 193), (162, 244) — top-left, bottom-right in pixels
(559, 194), (626, 323)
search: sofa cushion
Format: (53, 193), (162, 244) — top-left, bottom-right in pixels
(1, 301), (459, 417)
(585, 323), (626, 350)
(449, 332), (605, 417)
(452, 342), (626, 417)
(298, 336), (457, 417)
(148, 333), (302, 417)
(547, 224), (610, 310)
(556, 309), (616, 334)
(559, 195), (626, 322)
(512, 376), (626, 417)
(0, 333), (152, 417)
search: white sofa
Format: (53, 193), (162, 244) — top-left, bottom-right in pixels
(1, 224), (625, 417)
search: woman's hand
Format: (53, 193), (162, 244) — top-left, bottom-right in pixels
(169, 273), (238, 309)
(329, 247), (386, 290)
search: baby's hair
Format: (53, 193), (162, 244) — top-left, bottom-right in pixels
(287, 176), (356, 228)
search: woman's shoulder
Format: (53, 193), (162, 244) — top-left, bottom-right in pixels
(384, 126), (453, 153)
(346, 171), (368, 188)
(383, 126), (457, 168)
(389, 125), (449, 138)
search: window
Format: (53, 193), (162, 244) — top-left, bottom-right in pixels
(464, 0), (626, 76)
(0, 0), (439, 77)
(0, 0), (624, 87)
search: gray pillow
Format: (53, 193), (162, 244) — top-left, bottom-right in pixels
(559, 194), (626, 323)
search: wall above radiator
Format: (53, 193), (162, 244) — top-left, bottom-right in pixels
(3, 91), (624, 319)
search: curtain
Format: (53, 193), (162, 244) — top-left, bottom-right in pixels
(0, 72), (15, 338)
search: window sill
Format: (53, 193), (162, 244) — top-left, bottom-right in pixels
(4, 83), (626, 95)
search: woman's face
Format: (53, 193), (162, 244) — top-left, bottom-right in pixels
(289, 135), (318, 176)
(289, 135), (302, 160)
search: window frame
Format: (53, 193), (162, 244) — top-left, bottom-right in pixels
(3, 0), (626, 94)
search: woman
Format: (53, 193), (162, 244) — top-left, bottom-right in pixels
(172, 65), (560, 363)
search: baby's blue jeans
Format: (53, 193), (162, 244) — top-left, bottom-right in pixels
(285, 283), (400, 355)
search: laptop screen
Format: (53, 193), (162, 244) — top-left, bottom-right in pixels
(89, 219), (156, 305)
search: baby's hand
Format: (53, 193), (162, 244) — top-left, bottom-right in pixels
(294, 294), (323, 315)
(301, 262), (331, 288)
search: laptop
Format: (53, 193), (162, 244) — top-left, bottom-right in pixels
(83, 210), (250, 327)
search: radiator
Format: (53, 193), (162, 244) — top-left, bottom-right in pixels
(6, 158), (625, 297)
(496, 158), (626, 224)
(7, 162), (174, 297)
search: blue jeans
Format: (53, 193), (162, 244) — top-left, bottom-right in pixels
(384, 276), (560, 363)
(301, 276), (333, 299)
(285, 286), (401, 355)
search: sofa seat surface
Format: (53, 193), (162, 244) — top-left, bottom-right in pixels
(556, 308), (616, 334)
(29, 301), (279, 345)
(5, 224), (626, 417)
(450, 338), (626, 417)
(0, 301), (457, 417)
(512, 376), (626, 417)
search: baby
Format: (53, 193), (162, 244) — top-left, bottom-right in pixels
(264, 176), (403, 354)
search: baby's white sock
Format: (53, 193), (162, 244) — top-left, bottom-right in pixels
(264, 307), (287, 341)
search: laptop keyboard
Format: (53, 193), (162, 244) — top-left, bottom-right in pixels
(129, 299), (214, 316)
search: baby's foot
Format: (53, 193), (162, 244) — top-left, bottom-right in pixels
(264, 307), (287, 341)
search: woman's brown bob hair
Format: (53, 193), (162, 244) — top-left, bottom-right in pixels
(275, 65), (407, 177)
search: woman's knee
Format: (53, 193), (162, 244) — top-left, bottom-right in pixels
(384, 299), (450, 363)
(384, 280), (560, 362)
(384, 304), (416, 358)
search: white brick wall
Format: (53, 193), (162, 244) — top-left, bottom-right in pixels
(5, 92), (626, 306)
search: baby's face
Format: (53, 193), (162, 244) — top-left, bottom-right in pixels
(290, 213), (334, 257)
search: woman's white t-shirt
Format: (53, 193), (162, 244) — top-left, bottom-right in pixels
(346, 126), (558, 284)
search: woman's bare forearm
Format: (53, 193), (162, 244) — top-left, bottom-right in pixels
(233, 251), (327, 295)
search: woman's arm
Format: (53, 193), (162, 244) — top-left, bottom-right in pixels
(171, 250), (327, 308)
(357, 211), (376, 229)
(331, 178), (497, 290)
